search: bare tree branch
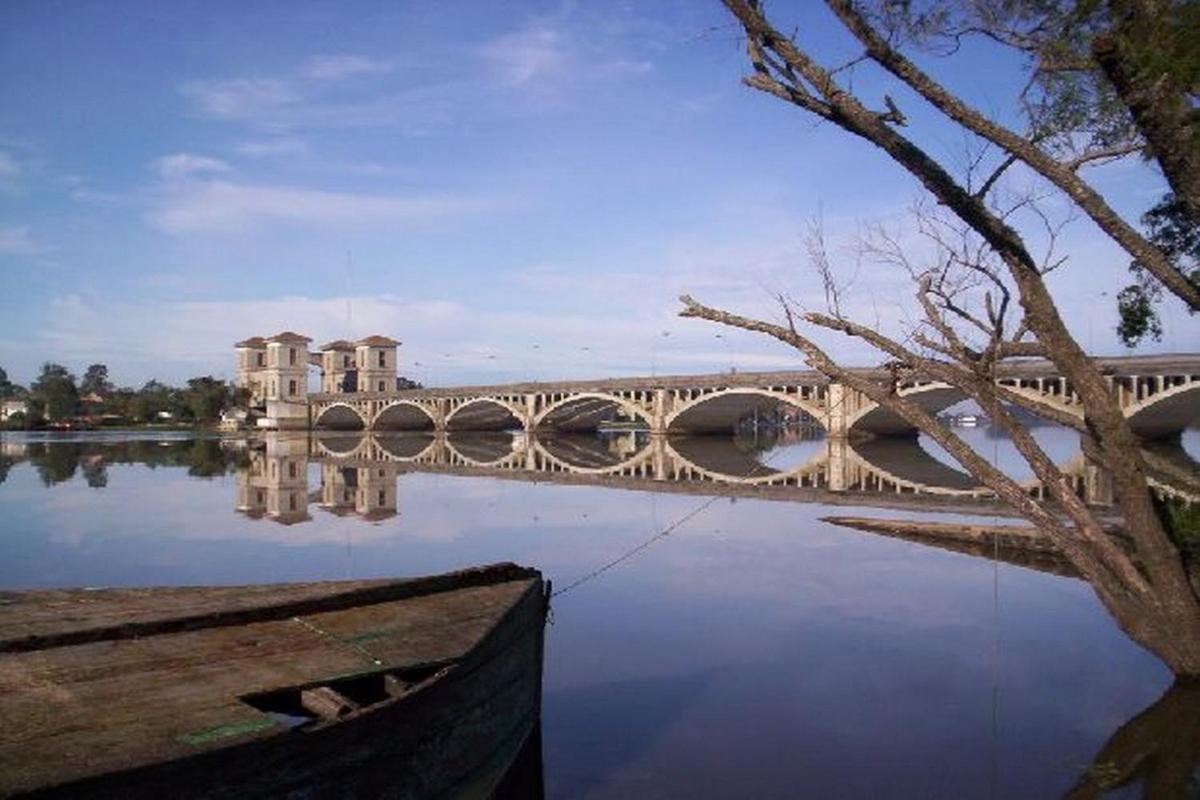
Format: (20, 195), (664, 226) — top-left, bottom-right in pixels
(822, 0), (1200, 311)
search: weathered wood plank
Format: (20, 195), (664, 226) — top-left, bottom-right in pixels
(0, 562), (537, 652)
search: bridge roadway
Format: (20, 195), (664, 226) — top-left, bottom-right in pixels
(308, 354), (1200, 439)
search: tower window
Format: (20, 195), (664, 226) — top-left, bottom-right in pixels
(256, 352), (265, 367)
(344, 355), (351, 368)
(289, 379), (297, 396)
(289, 348), (296, 366)
(378, 380), (385, 392)
(378, 351), (385, 368)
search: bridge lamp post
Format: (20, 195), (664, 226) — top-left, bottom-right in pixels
(530, 344), (541, 384)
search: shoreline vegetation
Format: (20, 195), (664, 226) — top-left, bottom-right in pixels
(0, 362), (243, 432)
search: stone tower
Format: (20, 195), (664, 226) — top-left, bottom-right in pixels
(263, 331), (312, 429)
(355, 335), (400, 393)
(234, 336), (268, 407)
(319, 340), (357, 394)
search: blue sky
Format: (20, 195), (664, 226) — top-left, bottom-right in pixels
(1, 0), (1195, 388)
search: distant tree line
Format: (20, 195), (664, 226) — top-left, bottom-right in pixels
(0, 363), (244, 429)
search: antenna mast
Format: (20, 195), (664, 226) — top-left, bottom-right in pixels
(345, 250), (353, 325)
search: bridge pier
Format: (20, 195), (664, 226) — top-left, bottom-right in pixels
(826, 383), (849, 439)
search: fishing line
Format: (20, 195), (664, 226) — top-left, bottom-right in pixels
(549, 429), (790, 600)
(990, 429), (1001, 800)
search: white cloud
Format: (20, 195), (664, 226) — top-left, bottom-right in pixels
(20, 294), (465, 383)
(152, 153), (232, 180)
(180, 78), (299, 120)
(146, 180), (489, 233)
(301, 55), (394, 81)
(234, 137), (311, 158)
(69, 187), (123, 205)
(597, 58), (654, 77)
(180, 74), (455, 133)
(0, 225), (45, 256)
(479, 21), (656, 97)
(481, 26), (569, 86)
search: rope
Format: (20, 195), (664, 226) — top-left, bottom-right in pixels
(292, 615), (384, 666)
(549, 431), (790, 599)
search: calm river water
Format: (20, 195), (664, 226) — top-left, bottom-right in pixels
(2, 426), (1197, 798)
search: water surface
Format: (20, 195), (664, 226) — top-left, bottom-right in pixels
(1, 428), (1194, 798)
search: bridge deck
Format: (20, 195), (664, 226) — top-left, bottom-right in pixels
(311, 354), (1200, 401)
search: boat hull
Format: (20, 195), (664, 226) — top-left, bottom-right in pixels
(2, 567), (549, 800)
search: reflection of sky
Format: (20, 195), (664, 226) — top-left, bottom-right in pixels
(917, 424), (1085, 482)
(0, 433), (1176, 799)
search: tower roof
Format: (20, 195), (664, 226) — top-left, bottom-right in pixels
(319, 339), (356, 351)
(266, 331), (312, 344)
(235, 336), (267, 348)
(356, 335), (401, 347)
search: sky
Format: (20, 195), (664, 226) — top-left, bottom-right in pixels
(1, 0), (1195, 389)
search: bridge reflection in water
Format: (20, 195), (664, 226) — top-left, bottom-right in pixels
(232, 429), (1200, 526)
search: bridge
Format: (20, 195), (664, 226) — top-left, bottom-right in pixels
(304, 354), (1200, 440)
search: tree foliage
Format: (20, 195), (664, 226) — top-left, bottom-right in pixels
(0, 366), (18, 399)
(880, 0), (1200, 328)
(692, 0), (1200, 675)
(80, 363), (112, 397)
(1118, 194), (1200, 346)
(31, 363), (78, 422)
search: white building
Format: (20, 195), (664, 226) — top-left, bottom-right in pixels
(1, 398), (28, 423)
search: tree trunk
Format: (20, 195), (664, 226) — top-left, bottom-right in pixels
(1094, 0), (1200, 225)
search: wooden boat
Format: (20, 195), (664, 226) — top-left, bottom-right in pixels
(0, 563), (549, 799)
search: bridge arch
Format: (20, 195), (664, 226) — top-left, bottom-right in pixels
(445, 398), (525, 431)
(532, 392), (652, 433)
(1124, 379), (1200, 439)
(372, 433), (439, 461)
(665, 435), (830, 486)
(844, 383), (967, 436)
(444, 433), (523, 466)
(845, 437), (984, 495)
(313, 402), (368, 431)
(531, 434), (656, 476)
(665, 388), (826, 435)
(314, 432), (369, 457)
(374, 401), (437, 431)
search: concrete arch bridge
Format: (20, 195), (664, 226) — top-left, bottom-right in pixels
(309, 354), (1200, 440)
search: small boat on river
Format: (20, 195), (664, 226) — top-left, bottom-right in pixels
(0, 563), (549, 799)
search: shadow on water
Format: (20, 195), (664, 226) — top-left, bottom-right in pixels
(492, 723), (546, 800)
(542, 671), (714, 798)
